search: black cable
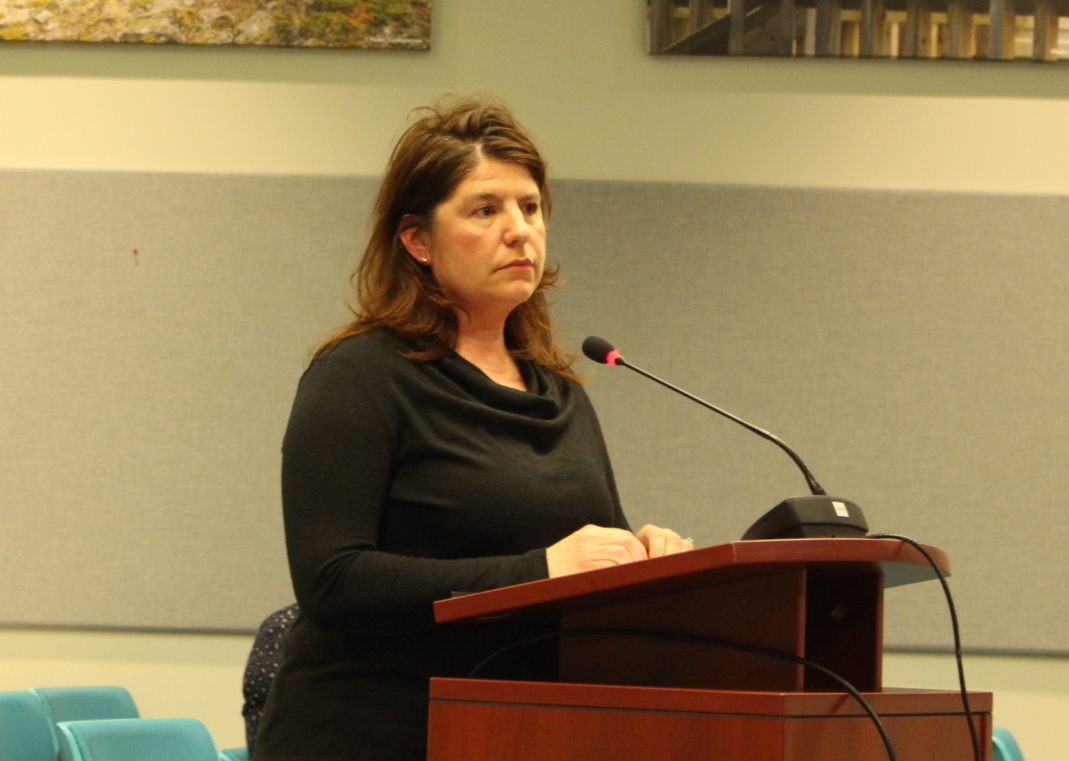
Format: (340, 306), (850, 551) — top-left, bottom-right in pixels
(468, 626), (898, 761)
(869, 533), (982, 761)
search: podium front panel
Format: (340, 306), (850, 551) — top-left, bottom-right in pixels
(559, 569), (808, 691)
(428, 679), (992, 761)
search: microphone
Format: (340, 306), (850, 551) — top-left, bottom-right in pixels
(582, 336), (826, 496)
(582, 336), (867, 540)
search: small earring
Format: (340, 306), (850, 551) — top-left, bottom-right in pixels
(420, 258), (429, 263)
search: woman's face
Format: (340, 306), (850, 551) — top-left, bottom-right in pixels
(401, 157), (546, 323)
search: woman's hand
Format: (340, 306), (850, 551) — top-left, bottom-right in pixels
(635, 524), (695, 559)
(546, 525), (648, 578)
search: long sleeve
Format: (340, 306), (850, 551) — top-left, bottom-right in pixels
(281, 330), (625, 636)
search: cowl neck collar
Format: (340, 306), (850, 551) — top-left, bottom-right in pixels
(438, 351), (562, 421)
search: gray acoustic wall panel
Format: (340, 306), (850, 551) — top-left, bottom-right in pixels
(0, 170), (374, 631)
(1, 170), (1065, 653)
(549, 182), (1069, 654)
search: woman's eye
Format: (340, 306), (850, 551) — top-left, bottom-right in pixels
(524, 202), (540, 215)
(474, 205), (495, 217)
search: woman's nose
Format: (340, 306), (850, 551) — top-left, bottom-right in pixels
(503, 204), (532, 244)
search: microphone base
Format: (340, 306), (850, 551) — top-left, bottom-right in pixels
(741, 496), (868, 541)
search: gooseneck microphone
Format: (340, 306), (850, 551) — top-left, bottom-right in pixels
(582, 336), (826, 497)
(582, 336), (868, 540)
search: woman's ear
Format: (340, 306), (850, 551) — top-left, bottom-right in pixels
(398, 216), (432, 265)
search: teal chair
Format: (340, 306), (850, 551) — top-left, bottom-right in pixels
(219, 747), (249, 761)
(58, 718), (219, 761)
(992, 726), (1024, 761)
(0, 689), (60, 761)
(30, 686), (140, 723)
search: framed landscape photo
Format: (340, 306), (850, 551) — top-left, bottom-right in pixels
(649, 0), (1069, 60)
(0, 0), (430, 48)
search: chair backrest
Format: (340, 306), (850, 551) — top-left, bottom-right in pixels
(242, 603), (299, 753)
(0, 690), (60, 761)
(58, 718), (218, 761)
(992, 726), (1025, 761)
(29, 687), (140, 724)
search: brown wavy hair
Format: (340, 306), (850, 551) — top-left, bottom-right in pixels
(316, 96), (577, 381)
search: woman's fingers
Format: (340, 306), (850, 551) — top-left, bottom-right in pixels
(546, 525), (648, 578)
(644, 527), (668, 558)
(636, 524), (696, 558)
(546, 524), (695, 578)
(594, 526), (648, 563)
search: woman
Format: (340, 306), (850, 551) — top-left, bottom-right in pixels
(253, 97), (692, 761)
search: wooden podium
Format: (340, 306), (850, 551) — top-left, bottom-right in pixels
(428, 538), (991, 761)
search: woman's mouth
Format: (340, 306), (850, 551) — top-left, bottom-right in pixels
(499, 258), (535, 270)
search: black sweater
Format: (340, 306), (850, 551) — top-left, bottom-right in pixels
(253, 329), (629, 761)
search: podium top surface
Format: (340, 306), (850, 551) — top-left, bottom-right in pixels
(434, 538), (947, 625)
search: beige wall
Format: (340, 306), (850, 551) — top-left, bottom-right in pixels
(0, 629), (252, 750)
(2, 0), (1067, 758)
(3, 0), (1069, 192)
